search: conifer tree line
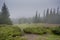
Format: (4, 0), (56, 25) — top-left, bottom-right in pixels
(0, 3), (59, 24)
(18, 7), (60, 24)
(33, 7), (60, 24)
(0, 3), (12, 25)
(43, 7), (60, 24)
(33, 11), (40, 23)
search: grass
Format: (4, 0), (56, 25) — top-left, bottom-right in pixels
(16, 23), (60, 40)
(0, 23), (60, 40)
(6, 36), (27, 40)
(0, 25), (26, 40)
(15, 23), (60, 29)
(38, 35), (60, 40)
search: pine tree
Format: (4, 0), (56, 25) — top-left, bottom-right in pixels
(56, 7), (60, 24)
(38, 13), (40, 23)
(53, 8), (56, 15)
(0, 12), (2, 24)
(46, 8), (49, 23)
(0, 3), (12, 25)
(50, 8), (53, 16)
(43, 10), (46, 23)
(52, 8), (56, 23)
(57, 7), (59, 15)
(33, 11), (38, 23)
(46, 8), (49, 17)
(35, 11), (38, 23)
(49, 8), (53, 23)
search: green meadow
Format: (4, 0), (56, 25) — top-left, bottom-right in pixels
(0, 24), (60, 40)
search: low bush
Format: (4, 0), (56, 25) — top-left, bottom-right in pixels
(0, 25), (24, 40)
(52, 26), (60, 35)
(23, 27), (51, 35)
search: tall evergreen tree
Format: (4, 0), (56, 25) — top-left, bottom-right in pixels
(46, 8), (49, 23)
(49, 8), (53, 23)
(43, 10), (46, 23)
(43, 10), (45, 17)
(53, 8), (56, 15)
(46, 8), (49, 17)
(0, 12), (2, 24)
(50, 8), (53, 15)
(52, 8), (56, 23)
(33, 11), (39, 23)
(35, 11), (38, 23)
(0, 3), (12, 25)
(56, 7), (60, 24)
(38, 13), (40, 23)
(57, 7), (59, 15)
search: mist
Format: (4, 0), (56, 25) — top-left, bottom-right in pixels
(0, 0), (60, 18)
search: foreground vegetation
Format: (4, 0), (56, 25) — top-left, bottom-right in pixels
(0, 25), (26, 40)
(18, 24), (60, 40)
(0, 24), (60, 40)
(38, 35), (60, 40)
(23, 24), (60, 35)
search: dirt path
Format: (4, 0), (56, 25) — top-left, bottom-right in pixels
(21, 34), (40, 40)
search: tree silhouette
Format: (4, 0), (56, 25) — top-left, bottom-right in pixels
(0, 3), (12, 25)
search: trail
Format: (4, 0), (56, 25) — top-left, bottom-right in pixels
(21, 34), (40, 40)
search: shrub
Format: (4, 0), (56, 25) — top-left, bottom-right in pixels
(23, 27), (50, 35)
(0, 25), (24, 40)
(52, 26), (60, 35)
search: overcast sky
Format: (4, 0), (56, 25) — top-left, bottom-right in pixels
(0, 0), (60, 18)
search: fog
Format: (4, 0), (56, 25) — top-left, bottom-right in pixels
(0, 0), (60, 18)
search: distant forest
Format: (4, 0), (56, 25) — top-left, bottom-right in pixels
(0, 3), (12, 25)
(16, 7), (60, 24)
(0, 3), (60, 24)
